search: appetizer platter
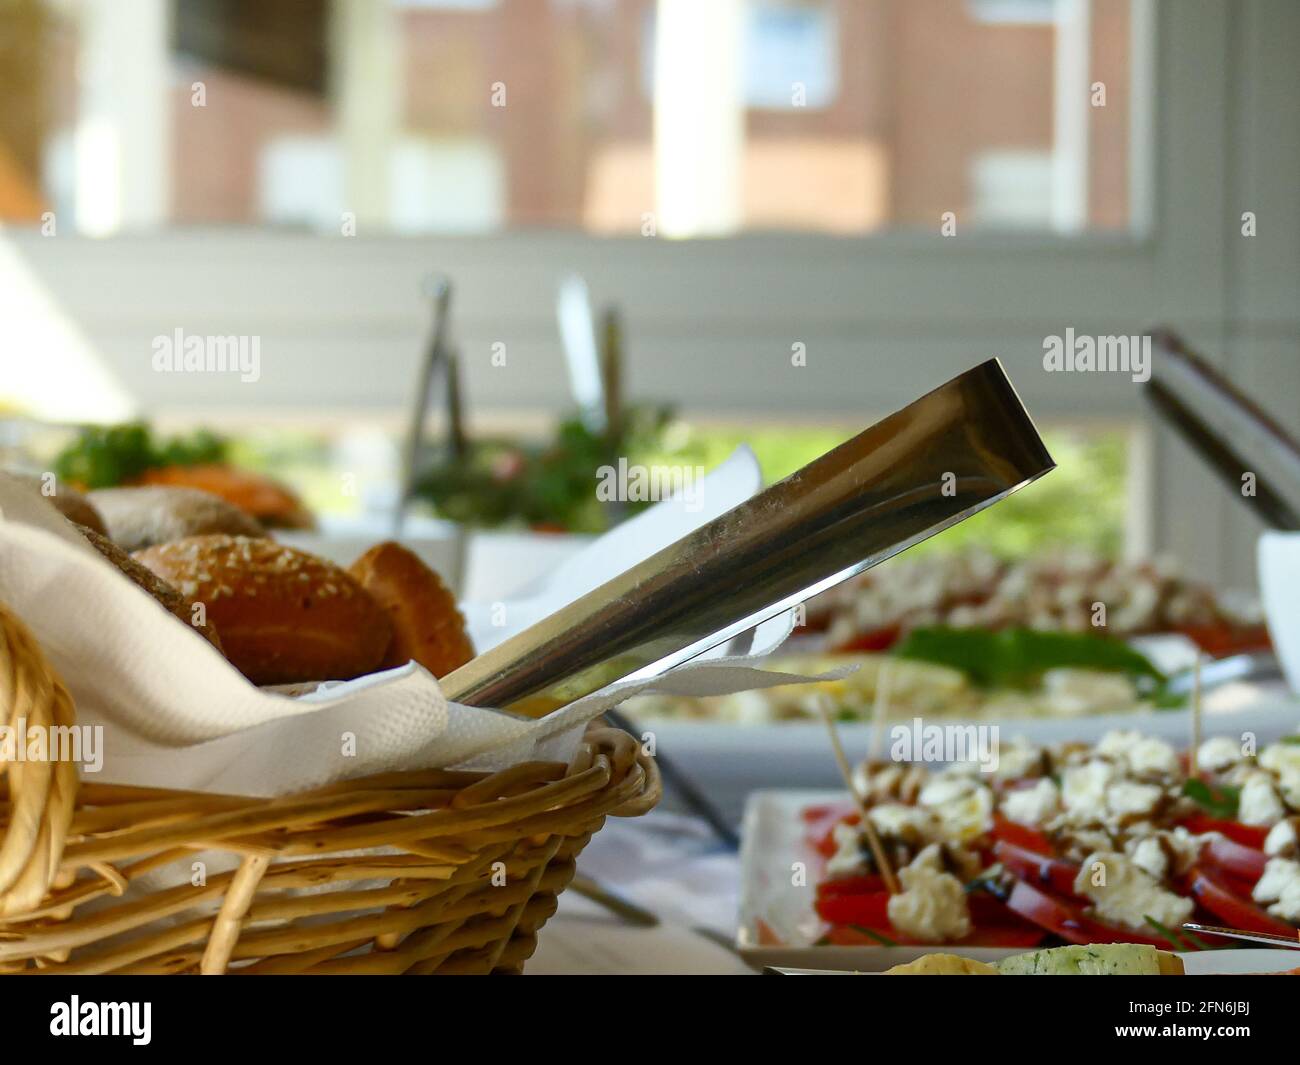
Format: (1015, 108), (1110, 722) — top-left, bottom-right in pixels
(622, 546), (1288, 818)
(625, 548), (1271, 728)
(738, 728), (1300, 972)
(627, 628), (1179, 725)
(626, 638), (1297, 827)
(808, 548), (1269, 659)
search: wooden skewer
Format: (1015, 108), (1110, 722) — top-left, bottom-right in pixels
(814, 694), (900, 895)
(1189, 653), (1203, 779)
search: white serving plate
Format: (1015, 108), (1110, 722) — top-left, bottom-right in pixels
(736, 788), (1300, 974)
(772, 950), (1300, 975)
(1181, 949), (1300, 975)
(737, 787), (934, 972)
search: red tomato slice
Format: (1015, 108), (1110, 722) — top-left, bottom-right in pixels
(817, 874), (887, 898)
(1177, 622), (1271, 658)
(815, 891), (892, 927)
(967, 892), (1018, 925)
(1181, 813), (1270, 850)
(991, 815), (1054, 856)
(1188, 867), (1298, 937)
(809, 812), (860, 859)
(962, 924), (1047, 949)
(801, 802), (855, 824)
(993, 840), (1085, 900)
(1199, 835), (1268, 883)
(831, 624), (902, 653)
(823, 924), (917, 947)
(1002, 879), (1095, 944)
(1000, 877), (1172, 947)
(965, 892), (1048, 948)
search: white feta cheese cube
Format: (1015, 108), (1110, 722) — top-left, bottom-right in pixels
(1264, 819), (1298, 858)
(1062, 759), (1114, 818)
(885, 843), (972, 943)
(1001, 778), (1061, 827)
(1239, 772), (1287, 826)
(1107, 780), (1163, 818)
(1252, 857), (1300, 922)
(1072, 850), (1194, 931)
(1197, 735), (1246, 773)
(1260, 742), (1300, 779)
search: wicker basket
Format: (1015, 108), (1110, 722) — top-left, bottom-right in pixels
(0, 603), (660, 974)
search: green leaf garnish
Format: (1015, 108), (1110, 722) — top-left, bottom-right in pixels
(1172, 926), (1220, 951)
(849, 925), (898, 947)
(892, 627), (1167, 691)
(1182, 778), (1240, 819)
(1144, 915), (1192, 951)
(1151, 690), (1189, 711)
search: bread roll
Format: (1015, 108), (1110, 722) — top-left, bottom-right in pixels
(79, 526), (222, 649)
(133, 464), (314, 529)
(10, 474), (106, 534)
(348, 541), (474, 678)
(88, 485), (264, 551)
(133, 535), (390, 685)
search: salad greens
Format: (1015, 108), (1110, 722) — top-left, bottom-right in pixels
(414, 404), (673, 533)
(54, 423), (227, 489)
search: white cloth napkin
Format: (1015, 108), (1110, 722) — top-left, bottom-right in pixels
(0, 453), (825, 796)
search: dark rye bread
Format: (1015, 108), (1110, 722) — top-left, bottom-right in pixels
(88, 485), (264, 552)
(132, 535), (391, 685)
(78, 526), (223, 650)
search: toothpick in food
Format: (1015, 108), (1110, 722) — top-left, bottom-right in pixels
(814, 693), (900, 895)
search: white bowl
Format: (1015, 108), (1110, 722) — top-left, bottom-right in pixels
(1259, 531), (1300, 693)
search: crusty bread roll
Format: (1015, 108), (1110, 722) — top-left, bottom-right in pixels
(133, 464), (314, 529)
(79, 526), (222, 649)
(133, 535), (390, 685)
(88, 485), (264, 552)
(348, 541), (474, 678)
(10, 474), (106, 534)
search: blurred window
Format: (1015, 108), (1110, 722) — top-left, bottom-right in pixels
(0, 0), (1139, 236)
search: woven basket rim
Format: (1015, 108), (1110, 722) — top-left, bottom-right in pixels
(0, 599), (660, 973)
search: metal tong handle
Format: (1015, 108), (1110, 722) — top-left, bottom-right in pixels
(441, 358), (1054, 717)
(1147, 329), (1300, 530)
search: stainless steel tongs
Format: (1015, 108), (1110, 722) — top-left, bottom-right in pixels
(441, 358), (1055, 717)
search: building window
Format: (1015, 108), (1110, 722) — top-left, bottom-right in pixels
(0, 0), (1140, 237)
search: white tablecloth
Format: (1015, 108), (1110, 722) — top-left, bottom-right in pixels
(527, 811), (753, 975)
